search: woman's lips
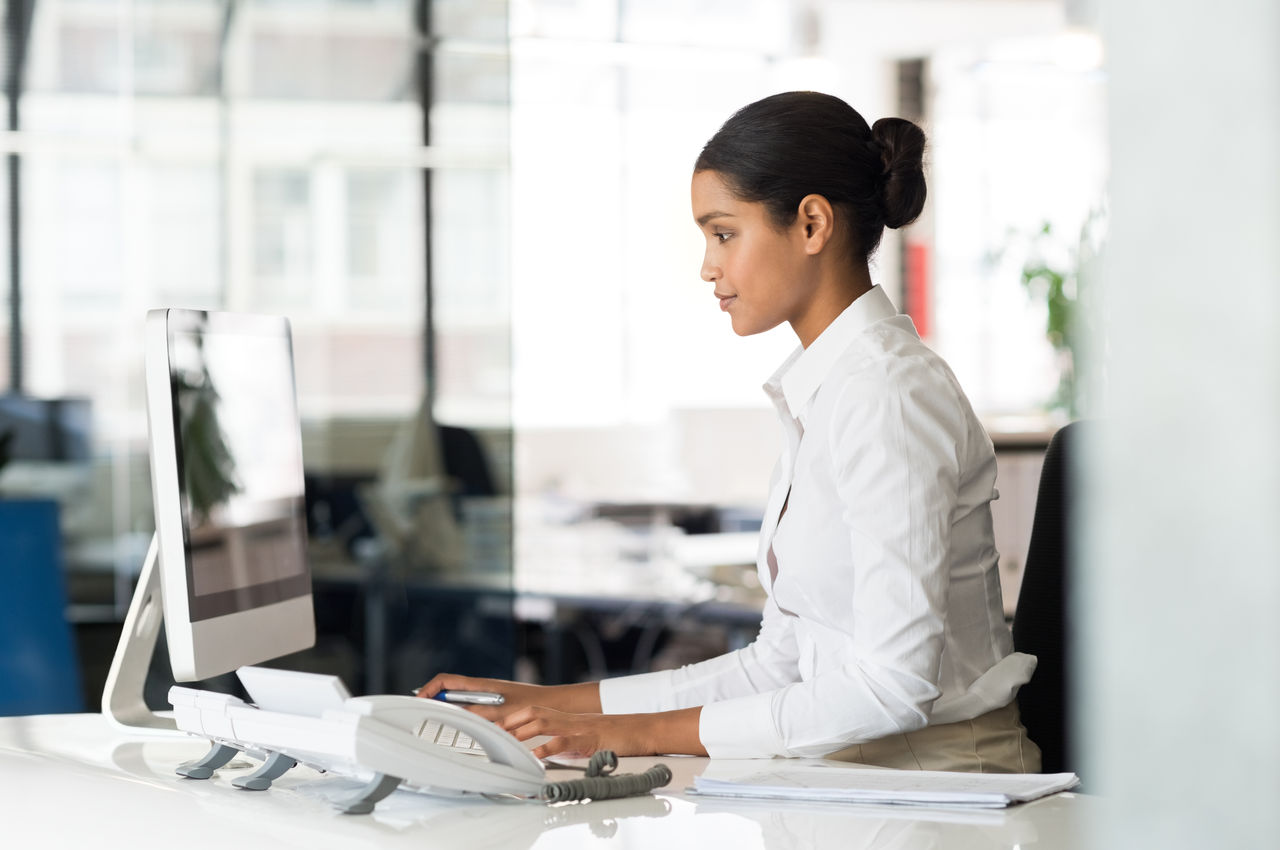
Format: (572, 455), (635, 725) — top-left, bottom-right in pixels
(718, 295), (736, 311)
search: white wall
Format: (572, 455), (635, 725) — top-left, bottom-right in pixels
(1085, 1), (1280, 846)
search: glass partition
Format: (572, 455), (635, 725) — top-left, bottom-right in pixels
(1, 0), (1108, 702)
(2, 0), (514, 703)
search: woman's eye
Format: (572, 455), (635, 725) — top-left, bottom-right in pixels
(714, 232), (731, 244)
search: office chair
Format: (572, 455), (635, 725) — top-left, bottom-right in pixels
(1012, 421), (1083, 775)
(438, 425), (497, 505)
(0, 499), (84, 715)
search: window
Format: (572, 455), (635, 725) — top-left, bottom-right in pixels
(5, 0), (509, 571)
(252, 168), (313, 306)
(930, 38), (1107, 419)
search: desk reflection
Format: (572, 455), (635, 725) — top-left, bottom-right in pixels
(109, 738), (675, 847)
(103, 737), (1078, 850)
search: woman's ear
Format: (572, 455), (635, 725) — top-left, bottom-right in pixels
(796, 194), (836, 255)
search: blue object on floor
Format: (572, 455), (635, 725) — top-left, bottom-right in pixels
(0, 498), (84, 715)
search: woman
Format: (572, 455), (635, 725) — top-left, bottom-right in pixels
(421, 91), (1040, 773)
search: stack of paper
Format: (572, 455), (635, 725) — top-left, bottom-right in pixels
(691, 765), (1079, 809)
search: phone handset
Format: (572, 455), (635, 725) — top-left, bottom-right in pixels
(343, 694), (544, 777)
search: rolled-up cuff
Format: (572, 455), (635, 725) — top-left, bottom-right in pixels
(698, 690), (786, 758)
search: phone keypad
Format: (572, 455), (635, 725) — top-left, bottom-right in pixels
(416, 719), (485, 754)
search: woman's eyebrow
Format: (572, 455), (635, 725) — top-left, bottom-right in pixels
(696, 211), (733, 226)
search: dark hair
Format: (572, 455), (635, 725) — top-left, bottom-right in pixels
(694, 91), (926, 261)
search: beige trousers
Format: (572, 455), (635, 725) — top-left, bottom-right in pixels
(823, 700), (1042, 773)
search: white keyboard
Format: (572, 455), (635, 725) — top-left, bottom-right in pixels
(416, 718), (486, 755)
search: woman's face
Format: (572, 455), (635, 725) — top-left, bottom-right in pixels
(692, 170), (814, 338)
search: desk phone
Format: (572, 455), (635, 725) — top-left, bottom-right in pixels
(169, 666), (670, 814)
(169, 666), (545, 813)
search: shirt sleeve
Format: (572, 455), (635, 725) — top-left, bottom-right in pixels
(599, 593), (800, 723)
(700, 364), (967, 759)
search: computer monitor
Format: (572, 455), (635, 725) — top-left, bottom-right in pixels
(103, 308), (315, 732)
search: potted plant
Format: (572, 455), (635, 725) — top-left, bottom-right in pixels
(1017, 211), (1107, 420)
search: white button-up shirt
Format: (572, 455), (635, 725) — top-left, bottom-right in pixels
(600, 286), (1035, 758)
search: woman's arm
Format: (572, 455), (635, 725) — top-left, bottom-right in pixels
(503, 705), (706, 758)
(416, 674), (601, 714)
(416, 674), (705, 757)
(599, 595), (800, 714)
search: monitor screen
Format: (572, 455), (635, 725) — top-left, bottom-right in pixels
(145, 308), (314, 681)
(167, 320), (310, 622)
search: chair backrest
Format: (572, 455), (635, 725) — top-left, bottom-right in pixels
(1011, 421), (1082, 775)
(439, 425), (497, 501)
(0, 498), (84, 715)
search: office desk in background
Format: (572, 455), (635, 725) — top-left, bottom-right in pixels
(52, 424), (1049, 704)
(0, 714), (1092, 850)
(308, 523), (768, 695)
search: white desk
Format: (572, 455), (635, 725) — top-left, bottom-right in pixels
(1, 714), (1092, 849)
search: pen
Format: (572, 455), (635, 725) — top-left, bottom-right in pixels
(432, 690), (505, 706)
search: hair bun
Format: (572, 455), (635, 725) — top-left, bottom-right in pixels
(870, 117), (927, 229)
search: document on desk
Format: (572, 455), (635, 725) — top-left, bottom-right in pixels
(691, 765), (1080, 809)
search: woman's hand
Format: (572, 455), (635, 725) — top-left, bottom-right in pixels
(501, 706), (706, 760)
(414, 674), (601, 724)
(415, 675), (705, 758)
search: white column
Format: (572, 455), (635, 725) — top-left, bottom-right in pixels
(1085, 1), (1280, 846)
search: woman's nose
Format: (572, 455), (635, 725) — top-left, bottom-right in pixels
(700, 255), (718, 283)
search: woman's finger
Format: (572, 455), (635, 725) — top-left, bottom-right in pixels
(500, 706), (540, 730)
(416, 673), (508, 700)
(506, 715), (548, 742)
(463, 703), (506, 721)
(415, 673), (470, 698)
(532, 735), (573, 759)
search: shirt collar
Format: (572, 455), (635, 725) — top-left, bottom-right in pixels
(764, 285), (901, 424)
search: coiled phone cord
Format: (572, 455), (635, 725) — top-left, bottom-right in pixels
(538, 750), (673, 804)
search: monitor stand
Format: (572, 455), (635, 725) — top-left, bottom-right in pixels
(101, 533), (181, 734)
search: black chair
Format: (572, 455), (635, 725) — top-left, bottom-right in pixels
(439, 425), (498, 507)
(1012, 421), (1083, 775)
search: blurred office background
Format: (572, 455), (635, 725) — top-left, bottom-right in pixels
(0, 0), (1101, 703)
(6, 1), (1280, 846)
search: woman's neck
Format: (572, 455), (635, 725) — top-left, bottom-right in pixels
(791, 263), (874, 348)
